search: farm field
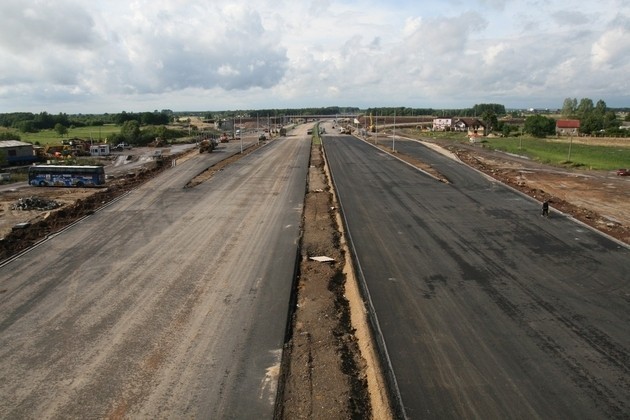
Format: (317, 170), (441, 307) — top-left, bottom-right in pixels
(412, 131), (630, 169)
(479, 136), (630, 170)
(3, 125), (120, 146)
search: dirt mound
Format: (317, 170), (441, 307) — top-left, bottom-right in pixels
(11, 196), (61, 211)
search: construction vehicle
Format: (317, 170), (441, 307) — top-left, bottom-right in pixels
(148, 138), (166, 147)
(44, 144), (72, 158)
(220, 132), (230, 143)
(199, 137), (218, 153)
(59, 138), (92, 156)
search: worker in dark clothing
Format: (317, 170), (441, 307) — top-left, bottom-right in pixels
(542, 200), (549, 217)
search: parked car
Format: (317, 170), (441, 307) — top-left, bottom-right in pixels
(616, 168), (629, 176)
(115, 142), (132, 151)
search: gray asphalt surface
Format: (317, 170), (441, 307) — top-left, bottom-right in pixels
(0, 135), (310, 418)
(323, 131), (630, 419)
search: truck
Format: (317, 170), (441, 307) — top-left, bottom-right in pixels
(199, 138), (218, 153)
(340, 126), (352, 134)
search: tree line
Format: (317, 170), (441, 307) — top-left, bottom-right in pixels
(364, 104), (507, 118)
(203, 106), (362, 120)
(560, 98), (622, 135)
(0, 110), (174, 134)
(520, 98), (628, 138)
(1, 102), (626, 142)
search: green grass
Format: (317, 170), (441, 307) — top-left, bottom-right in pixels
(424, 131), (469, 141)
(312, 123), (322, 145)
(0, 172), (28, 184)
(409, 129), (629, 170)
(15, 125), (120, 146)
(480, 137), (630, 170)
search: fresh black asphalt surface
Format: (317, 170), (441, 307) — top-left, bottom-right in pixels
(323, 132), (630, 419)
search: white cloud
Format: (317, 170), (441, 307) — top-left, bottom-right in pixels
(0, 0), (628, 113)
(0, 0), (101, 53)
(591, 27), (630, 69)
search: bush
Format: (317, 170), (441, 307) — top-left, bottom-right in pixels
(0, 131), (21, 140)
(524, 115), (556, 138)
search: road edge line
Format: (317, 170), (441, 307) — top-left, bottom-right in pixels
(321, 137), (406, 419)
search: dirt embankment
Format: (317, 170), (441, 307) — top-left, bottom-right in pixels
(277, 142), (374, 418)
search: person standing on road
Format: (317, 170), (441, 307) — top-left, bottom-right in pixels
(542, 200), (549, 217)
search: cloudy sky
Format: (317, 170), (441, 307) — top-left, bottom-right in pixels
(0, 0), (628, 114)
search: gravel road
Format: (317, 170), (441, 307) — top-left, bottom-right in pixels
(0, 136), (311, 418)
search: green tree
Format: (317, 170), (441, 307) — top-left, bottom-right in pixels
(33, 111), (54, 130)
(54, 123), (68, 137)
(603, 111), (618, 130)
(472, 103), (506, 116)
(576, 98), (594, 119)
(120, 120), (140, 143)
(561, 98), (577, 117)
(155, 125), (168, 139)
(16, 120), (37, 133)
(580, 115), (602, 135)
(481, 111), (498, 134)
(523, 115), (556, 138)
(594, 99), (607, 116)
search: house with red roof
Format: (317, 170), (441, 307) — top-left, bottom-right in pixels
(556, 119), (580, 136)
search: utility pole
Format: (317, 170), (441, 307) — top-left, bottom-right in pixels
(392, 111), (396, 152)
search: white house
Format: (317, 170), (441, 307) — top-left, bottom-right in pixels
(432, 117), (453, 131)
(90, 144), (110, 156)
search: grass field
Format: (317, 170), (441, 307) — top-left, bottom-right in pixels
(480, 137), (630, 170)
(9, 125), (120, 146)
(415, 130), (630, 170)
